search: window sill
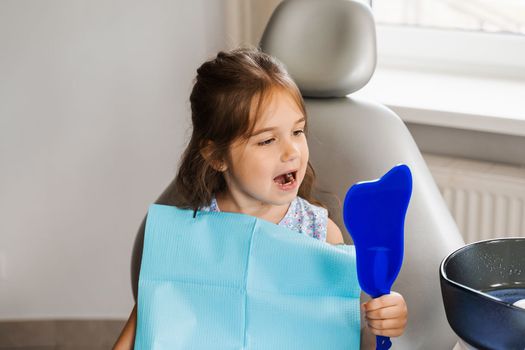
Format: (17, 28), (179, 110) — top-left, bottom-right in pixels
(353, 67), (525, 137)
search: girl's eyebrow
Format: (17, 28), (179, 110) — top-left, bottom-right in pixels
(250, 117), (305, 137)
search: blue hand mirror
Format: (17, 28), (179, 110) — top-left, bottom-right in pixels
(343, 164), (412, 350)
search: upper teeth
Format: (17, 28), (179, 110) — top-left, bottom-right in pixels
(285, 173), (294, 181)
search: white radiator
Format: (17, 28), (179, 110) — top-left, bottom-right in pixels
(424, 153), (525, 243)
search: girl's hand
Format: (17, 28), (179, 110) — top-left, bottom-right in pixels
(362, 291), (408, 338)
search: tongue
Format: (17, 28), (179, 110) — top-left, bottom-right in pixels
(274, 174), (287, 184)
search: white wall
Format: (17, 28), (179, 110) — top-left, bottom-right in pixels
(0, 0), (228, 319)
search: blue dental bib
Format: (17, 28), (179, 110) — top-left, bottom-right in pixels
(135, 204), (361, 349)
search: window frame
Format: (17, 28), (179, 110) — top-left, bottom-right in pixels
(375, 23), (525, 80)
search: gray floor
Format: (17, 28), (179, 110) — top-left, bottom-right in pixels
(0, 320), (126, 349)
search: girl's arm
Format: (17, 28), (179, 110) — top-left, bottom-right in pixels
(326, 218), (345, 245)
(112, 304), (137, 350)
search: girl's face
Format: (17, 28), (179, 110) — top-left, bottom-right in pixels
(222, 90), (309, 208)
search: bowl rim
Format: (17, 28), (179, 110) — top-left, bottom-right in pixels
(440, 237), (525, 312)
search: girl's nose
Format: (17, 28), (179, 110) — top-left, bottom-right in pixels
(280, 139), (300, 162)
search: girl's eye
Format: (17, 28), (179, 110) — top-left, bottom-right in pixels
(293, 129), (305, 136)
(258, 138), (275, 146)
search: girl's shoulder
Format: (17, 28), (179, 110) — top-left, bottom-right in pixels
(280, 196), (328, 241)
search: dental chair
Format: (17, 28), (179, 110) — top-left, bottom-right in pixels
(259, 0), (465, 348)
(130, 0), (465, 348)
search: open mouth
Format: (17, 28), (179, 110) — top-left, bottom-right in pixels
(273, 171), (297, 186)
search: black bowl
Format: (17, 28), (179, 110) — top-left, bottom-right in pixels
(440, 238), (525, 350)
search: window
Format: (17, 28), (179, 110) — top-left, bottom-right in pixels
(373, 0), (525, 35)
(370, 0), (525, 79)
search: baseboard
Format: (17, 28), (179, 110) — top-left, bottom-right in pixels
(0, 320), (125, 349)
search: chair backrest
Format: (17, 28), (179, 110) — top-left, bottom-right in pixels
(259, 0), (465, 348)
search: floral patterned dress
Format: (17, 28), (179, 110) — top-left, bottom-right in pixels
(199, 195), (328, 242)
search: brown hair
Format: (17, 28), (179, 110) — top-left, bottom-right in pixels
(172, 47), (325, 211)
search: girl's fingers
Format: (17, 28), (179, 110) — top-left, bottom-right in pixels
(362, 291), (408, 338)
(366, 305), (405, 320)
(365, 316), (407, 331)
(363, 291), (403, 312)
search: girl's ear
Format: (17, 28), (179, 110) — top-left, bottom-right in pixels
(200, 141), (228, 172)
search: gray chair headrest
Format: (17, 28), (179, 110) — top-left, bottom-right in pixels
(260, 0), (377, 98)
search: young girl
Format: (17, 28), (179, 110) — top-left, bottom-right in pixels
(113, 48), (407, 349)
